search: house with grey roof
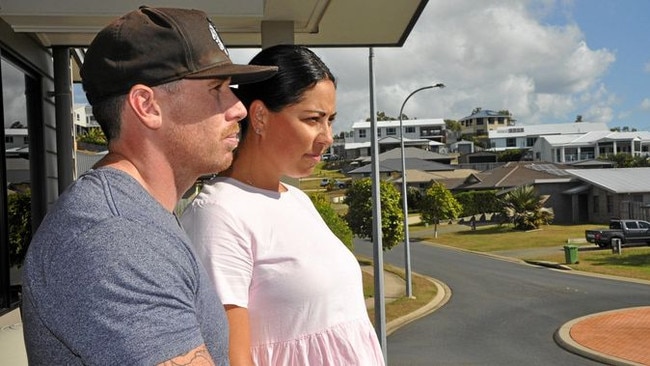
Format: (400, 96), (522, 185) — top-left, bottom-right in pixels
(454, 161), (590, 224)
(565, 168), (650, 223)
(455, 162), (572, 191)
(347, 147), (473, 192)
(347, 157), (454, 179)
(389, 168), (479, 191)
(357, 146), (452, 164)
(567, 159), (615, 169)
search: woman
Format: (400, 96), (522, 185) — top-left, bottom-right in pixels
(181, 44), (384, 365)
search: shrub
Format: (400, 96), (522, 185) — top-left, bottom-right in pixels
(7, 189), (32, 267)
(77, 127), (107, 146)
(310, 193), (354, 250)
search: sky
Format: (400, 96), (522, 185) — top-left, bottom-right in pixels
(69, 0), (650, 135)
(231, 0), (650, 134)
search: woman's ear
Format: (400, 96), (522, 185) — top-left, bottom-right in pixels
(249, 100), (268, 133)
(127, 84), (163, 130)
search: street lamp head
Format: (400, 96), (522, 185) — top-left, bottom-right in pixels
(401, 83), (446, 115)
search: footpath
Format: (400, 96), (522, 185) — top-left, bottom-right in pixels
(360, 265), (450, 335)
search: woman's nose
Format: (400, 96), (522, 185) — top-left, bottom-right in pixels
(319, 125), (334, 147)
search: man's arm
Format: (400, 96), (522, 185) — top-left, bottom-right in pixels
(157, 344), (215, 366)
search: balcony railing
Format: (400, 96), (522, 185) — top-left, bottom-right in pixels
(563, 152), (595, 162)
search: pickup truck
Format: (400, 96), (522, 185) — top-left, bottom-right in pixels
(585, 219), (650, 248)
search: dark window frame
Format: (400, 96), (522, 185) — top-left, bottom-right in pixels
(1, 50), (42, 313)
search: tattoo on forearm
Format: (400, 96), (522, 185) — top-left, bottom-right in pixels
(157, 344), (214, 366)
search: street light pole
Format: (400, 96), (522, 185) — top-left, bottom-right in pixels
(400, 83), (445, 298)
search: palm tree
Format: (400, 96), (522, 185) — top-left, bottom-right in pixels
(500, 185), (554, 230)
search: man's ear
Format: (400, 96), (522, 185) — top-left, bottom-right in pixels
(127, 84), (163, 130)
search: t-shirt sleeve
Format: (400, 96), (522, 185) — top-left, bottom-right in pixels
(43, 219), (207, 365)
(182, 202), (254, 308)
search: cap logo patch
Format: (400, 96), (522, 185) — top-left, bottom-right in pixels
(208, 20), (229, 56)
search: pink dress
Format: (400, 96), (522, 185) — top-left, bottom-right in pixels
(181, 177), (385, 365)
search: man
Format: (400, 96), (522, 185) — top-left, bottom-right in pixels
(21, 6), (277, 365)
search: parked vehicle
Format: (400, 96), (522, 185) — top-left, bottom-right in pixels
(321, 153), (339, 161)
(319, 178), (350, 189)
(333, 179), (350, 189)
(585, 218), (650, 248)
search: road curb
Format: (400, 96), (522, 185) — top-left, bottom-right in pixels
(554, 310), (646, 366)
(524, 260), (573, 270)
(386, 275), (451, 336)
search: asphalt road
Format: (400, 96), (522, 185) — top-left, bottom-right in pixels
(354, 236), (650, 365)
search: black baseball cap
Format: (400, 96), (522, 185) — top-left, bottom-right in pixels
(81, 6), (278, 104)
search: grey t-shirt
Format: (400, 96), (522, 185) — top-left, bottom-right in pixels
(22, 168), (229, 365)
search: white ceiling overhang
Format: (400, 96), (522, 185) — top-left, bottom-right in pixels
(0, 0), (428, 48)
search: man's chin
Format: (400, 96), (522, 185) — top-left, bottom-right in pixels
(212, 155), (234, 174)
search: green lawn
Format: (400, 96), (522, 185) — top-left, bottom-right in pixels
(419, 222), (650, 282)
(416, 223), (595, 252)
(359, 257), (438, 326)
(532, 246), (650, 281)
(299, 162), (347, 191)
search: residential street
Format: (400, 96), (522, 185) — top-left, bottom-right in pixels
(354, 236), (650, 365)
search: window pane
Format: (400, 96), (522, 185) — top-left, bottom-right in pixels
(2, 57), (31, 309)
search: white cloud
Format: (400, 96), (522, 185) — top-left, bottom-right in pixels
(313, 0), (616, 133)
(641, 98), (650, 111)
(585, 104), (614, 123)
(2, 60), (29, 127)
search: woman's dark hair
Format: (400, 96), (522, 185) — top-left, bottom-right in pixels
(235, 44), (336, 135)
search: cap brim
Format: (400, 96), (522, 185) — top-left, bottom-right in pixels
(185, 64), (278, 85)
